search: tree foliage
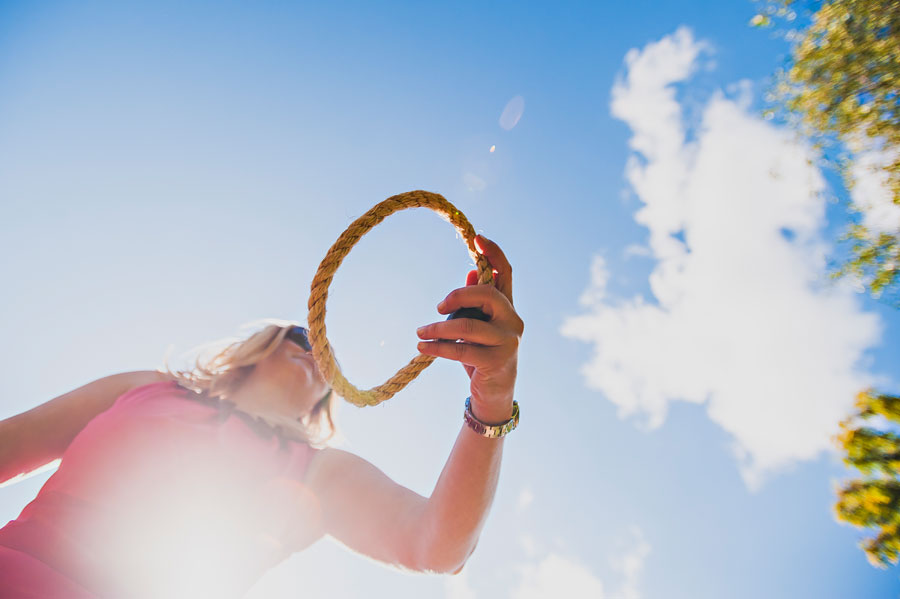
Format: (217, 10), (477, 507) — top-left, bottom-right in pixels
(834, 389), (900, 568)
(752, 0), (900, 572)
(753, 0), (900, 307)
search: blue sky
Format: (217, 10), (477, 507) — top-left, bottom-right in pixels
(2, 1), (899, 597)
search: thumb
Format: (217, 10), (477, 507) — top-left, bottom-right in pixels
(466, 269), (478, 286)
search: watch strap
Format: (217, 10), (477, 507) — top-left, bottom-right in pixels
(464, 397), (519, 438)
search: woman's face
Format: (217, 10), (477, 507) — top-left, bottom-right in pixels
(252, 334), (331, 418)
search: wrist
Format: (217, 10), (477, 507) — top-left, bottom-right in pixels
(468, 396), (514, 424)
(464, 396), (519, 439)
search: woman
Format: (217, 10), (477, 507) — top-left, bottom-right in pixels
(0, 234), (523, 598)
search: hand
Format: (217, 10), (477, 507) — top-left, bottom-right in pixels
(416, 235), (524, 421)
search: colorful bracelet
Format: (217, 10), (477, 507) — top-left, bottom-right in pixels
(464, 397), (519, 438)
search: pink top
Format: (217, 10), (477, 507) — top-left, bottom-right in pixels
(0, 380), (323, 598)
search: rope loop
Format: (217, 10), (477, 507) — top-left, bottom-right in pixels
(306, 190), (493, 407)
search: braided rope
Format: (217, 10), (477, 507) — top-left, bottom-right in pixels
(306, 190), (494, 407)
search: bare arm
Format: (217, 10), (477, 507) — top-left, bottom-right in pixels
(0, 370), (172, 486)
(306, 235), (521, 575)
(303, 448), (429, 573)
(417, 399), (513, 573)
(304, 398), (512, 575)
(414, 234), (522, 573)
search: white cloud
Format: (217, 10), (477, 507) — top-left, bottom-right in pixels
(444, 567), (478, 599)
(561, 26), (888, 490)
(623, 244), (652, 259)
(847, 141), (900, 235)
(513, 553), (607, 599)
(510, 527), (651, 599)
(609, 527), (651, 599)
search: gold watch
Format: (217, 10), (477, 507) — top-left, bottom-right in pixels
(464, 397), (519, 438)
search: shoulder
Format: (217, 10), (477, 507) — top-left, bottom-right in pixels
(301, 446), (409, 506)
(116, 370), (178, 394)
(303, 446), (367, 497)
(303, 446), (344, 487)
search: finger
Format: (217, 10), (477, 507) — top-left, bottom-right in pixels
(437, 284), (514, 323)
(466, 269), (478, 286)
(475, 235), (513, 305)
(416, 339), (495, 368)
(416, 317), (507, 346)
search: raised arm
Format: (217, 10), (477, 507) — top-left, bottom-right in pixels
(0, 370), (172, 487)
(303, 235), (521, 575)
(303, 423), (510, 575)
(413, 234), (522, 572)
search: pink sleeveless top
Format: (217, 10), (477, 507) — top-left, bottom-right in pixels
(0, 380), (324, 598)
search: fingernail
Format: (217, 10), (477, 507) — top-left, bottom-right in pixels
(474, 235), (485, 254)
(416, 326), (426, 335)
(437, 300), (446, 311)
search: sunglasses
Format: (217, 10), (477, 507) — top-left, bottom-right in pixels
(285, 326), (312, 352)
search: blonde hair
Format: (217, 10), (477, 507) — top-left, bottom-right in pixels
(160, 318), (338, 448)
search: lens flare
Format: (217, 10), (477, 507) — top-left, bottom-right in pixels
(499, 95), (525, 130)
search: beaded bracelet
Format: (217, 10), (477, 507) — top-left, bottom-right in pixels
(464, 397), (520, 438)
